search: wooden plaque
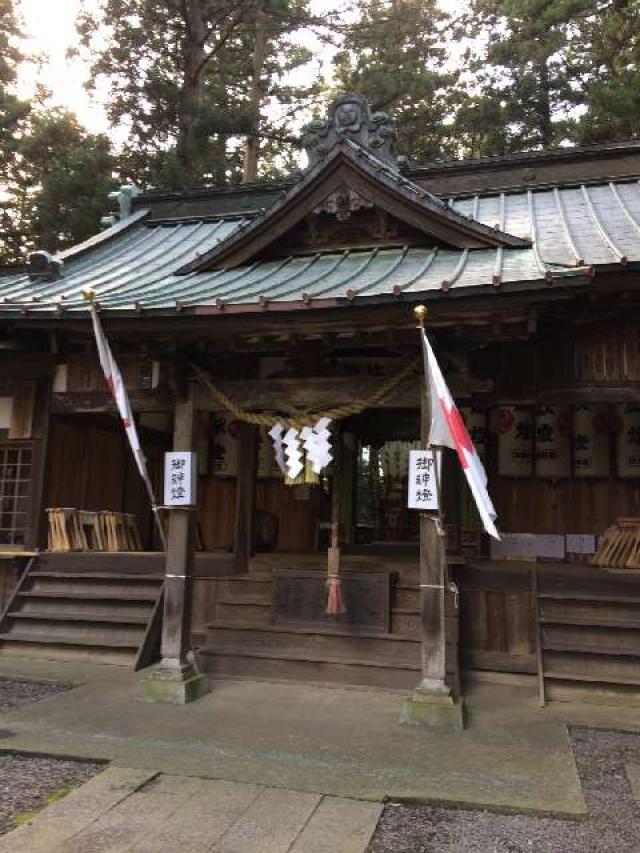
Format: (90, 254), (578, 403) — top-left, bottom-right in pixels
(272, 569), (391, 633)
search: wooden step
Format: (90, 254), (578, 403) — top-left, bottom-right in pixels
(8, 611), (150, 625)
(0, 619), (145, 644)
(198, 647), (419, 690)
(0, 559), (164, 671)
(27, 576), (161, 597)
(207, 624), (421, 668)
(0, 632), (139, 649)
(29, 572), (163, 582)
(0, 640), (136, 666)
(17, 590), (158, 602)
(16, 598), (154, 618)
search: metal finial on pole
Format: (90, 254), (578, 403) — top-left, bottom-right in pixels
(413, 304), (427, 327)
(82, 288), (96, 302)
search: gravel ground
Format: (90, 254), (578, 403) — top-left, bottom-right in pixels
(368, 728), (640, 853)
(0, 677), (69, 711)
(0, 754), (103, 835)
(0, 678), (102, 836)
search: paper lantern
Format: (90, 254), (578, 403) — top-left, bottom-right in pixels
(572, 405), (611, 478)
(535, 406), (571, 479)
(498, 405), (533, 477)
(616, 404), (640, 478)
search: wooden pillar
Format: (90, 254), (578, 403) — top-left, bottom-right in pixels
(401, 305), (464, 727)
(418, 387), (449, 694)
(232, 422), (259, 574)
(142, 381), (209, 704)
(27, 378), (53, 550)
(328, 428), (343, 573)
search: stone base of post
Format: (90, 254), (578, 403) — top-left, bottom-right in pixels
(140, 659), (210, 705)
(400, 682), (465, 729)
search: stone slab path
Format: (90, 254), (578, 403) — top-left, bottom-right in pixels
(0, 767), (382, 853)
(0, 658), (590, 817)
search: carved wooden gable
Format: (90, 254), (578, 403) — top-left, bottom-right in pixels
(178, 96), (529, 274)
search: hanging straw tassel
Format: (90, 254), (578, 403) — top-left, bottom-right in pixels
(326, 573), (346, 615)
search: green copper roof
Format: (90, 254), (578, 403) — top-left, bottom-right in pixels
(1, 179), (638, 317)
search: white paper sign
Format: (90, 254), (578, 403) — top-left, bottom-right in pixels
(534, 534), (566, 560)
(164, 452), (197, 506)
(566, 534), (597, 555)
(407, 450), (439, 510)
(490, 533), (537, 560)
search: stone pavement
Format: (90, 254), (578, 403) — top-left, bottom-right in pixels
(0, 766), (383, 853)
(0, 658), (620, 818)
(627, 763), (640, 806)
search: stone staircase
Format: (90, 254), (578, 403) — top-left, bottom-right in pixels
(0, 556), (164, 668)
(198, 566), (458, 690)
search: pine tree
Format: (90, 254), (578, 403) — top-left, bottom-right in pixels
(333, 0), (457, 163)
(76, 0), (325, 189)
(569, 0), (640, 144)
(456, 0), (589, 156)
(2, 103), (117, 261)
(0, 0), (28, 189)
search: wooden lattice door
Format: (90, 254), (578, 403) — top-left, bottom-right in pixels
(0, 442), (33, 548)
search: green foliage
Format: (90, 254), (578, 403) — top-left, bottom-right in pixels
(333, 0), (457, 162)
(568, 0), (640, 144)
(456, 0), (590, 155)
(75, 0), (326, 189)
(1, 106), (117, 262)
(0, 0), (29, 176)
(456, 0), (640, 156)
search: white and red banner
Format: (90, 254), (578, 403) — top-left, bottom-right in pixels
(421, 330), (500, 540)
(90, 306), (165, 545)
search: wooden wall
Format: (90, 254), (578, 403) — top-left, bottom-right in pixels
(492, 478), (640, 535)
(46, 416), (168, 548)
(456, 563), (536, 674)
(198, 476), (319, 552)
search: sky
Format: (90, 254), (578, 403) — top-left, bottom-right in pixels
(17, 0), (110, 132)
(15, 0), (462, 138)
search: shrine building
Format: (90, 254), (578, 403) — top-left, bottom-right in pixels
(1, 93), (640, 715)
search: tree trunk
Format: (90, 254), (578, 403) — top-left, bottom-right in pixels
(177, 0), (209, 187)
(536, 59), (553, 149)
(242, 4), (267, 183)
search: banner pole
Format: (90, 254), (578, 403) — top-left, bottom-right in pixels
(414, 304), (450, 695)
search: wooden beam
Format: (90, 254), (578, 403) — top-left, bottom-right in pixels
(232, 422), (259, 574)
(160, 383), (196, 668)
(51, 391), (174, 414)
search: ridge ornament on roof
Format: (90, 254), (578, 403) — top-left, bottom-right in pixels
(302, 93), (397, 167)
